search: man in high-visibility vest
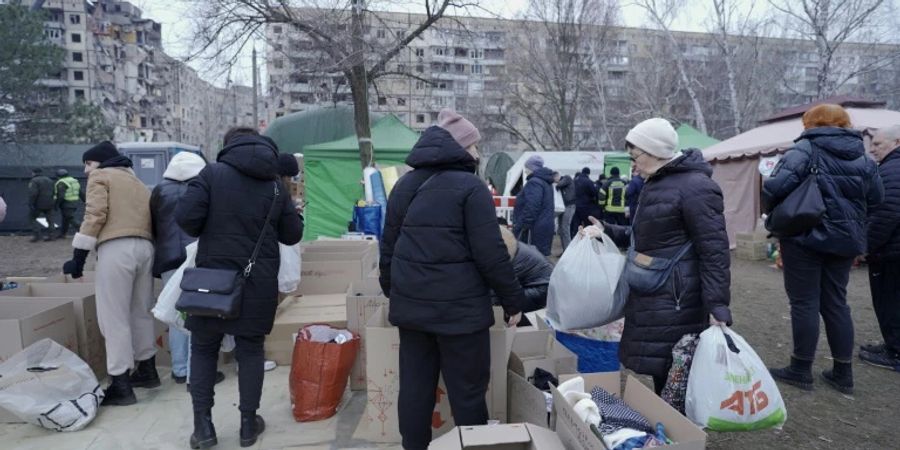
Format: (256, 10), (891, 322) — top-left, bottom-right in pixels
(598, 166), (628, 225)
(54, 168), (82, 238)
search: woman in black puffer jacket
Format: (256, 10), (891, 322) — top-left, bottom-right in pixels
(176, 128), (303, 449)
(764, 104), (883, 395)
(599, 118), (732, 394)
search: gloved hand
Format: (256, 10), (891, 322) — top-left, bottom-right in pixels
(63, 248), (90, 279)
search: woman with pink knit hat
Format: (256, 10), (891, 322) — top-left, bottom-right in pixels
(380, 109), (525, 450)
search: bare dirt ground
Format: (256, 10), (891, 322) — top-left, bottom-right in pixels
(2, 235), (897, 449)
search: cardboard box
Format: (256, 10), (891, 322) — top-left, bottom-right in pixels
(264, 296), (348, 365)
(507, 328), (578, 428)
(346, 279), (389, 391)
(552, 373), (707, 450)
(299, 251), (378, 295)
(356, 305), (515, 442)
(0, 283), (106, 379)
(429, 424), (565, 450)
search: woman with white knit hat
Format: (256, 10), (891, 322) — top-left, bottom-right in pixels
(589, 118), (733, 396)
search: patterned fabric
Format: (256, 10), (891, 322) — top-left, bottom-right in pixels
(660, 333), (700, 414)
(590, 386), (654, 434)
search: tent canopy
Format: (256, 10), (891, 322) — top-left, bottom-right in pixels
(676, 124), (720, 150)
(703, 106), (900, 247)
(302, 114), (420, 240)
(484, 152), (515, 194)
(264, 106), (383, 155)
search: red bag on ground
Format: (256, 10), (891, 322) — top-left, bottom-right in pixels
(289, 324), (360, 422)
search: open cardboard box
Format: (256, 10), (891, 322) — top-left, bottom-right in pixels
(507, 327), (578, 428)
(356, 305), (515, 443)
(552, 373), (707, 450)
(0, 283), (106, 379)
(346, 278), (389, 391)
(299, 251), (378, 295)
(429, 423), (565, 450)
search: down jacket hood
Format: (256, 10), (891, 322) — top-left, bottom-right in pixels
(217, 135), (278, 180)
(405, 126), (478, 173)
(654, 149), (712, 179)
(164, 152), (206, 182)
(529, 167), (556, 184)
(799, 127), (865, 161)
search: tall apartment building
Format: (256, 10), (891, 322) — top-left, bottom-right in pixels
(266, 10), (900, 154)
(25, 0), (259, 153)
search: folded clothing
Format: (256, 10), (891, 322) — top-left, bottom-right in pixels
(591, 386), (654, 434)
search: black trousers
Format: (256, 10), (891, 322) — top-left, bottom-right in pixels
(398, 328), (490, 450)
(58, 203), (80, 236)
(781, 240), (855, 362)
(605, 212), (627, 226)
(190, 330), (265, 414)
(869, 261), (900, 353)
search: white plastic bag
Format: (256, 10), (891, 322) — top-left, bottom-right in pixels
(278, 243), (302, 294)
(686, 326), (787, 431)
(0, 339), (103, 431)
(546, 233), (626, 330)
(152, 242), (197, 333)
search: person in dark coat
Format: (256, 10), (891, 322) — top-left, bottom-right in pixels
(499, 225), (553, 313)
(574, 167), (601, 229)
(555, 172), (577, 250)
(600, 118), (732, 394)
(175, 127), (303, 449)
(150, 151), (220, 387)
(625, 167), (644, 224)
(513, 156), (555, 256)
(379, 109), (524, 450)
(28, 168), (56, 242)
(763, 104), (883, 395)
(860, 125), (900, 371)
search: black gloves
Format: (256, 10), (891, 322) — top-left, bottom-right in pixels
(63, 248), (90, 279)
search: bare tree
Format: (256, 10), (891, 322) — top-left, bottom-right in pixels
(769, 0), (893, 99)
(494, 0), (618, 151)
(187, 0), (474, 168)
(709, 0), (747, 134)
(635, 0), (709, 134)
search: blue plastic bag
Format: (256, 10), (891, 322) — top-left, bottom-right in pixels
(353, 205), (383, 239)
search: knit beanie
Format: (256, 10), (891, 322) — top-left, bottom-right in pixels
(525, 155), (545, 172)
(83, 141), (120, 164)
(437, 109), (481, 149)
(802, 104), (851, 129)
(625, 118), (678, 159)
(278, 153), (300, 177)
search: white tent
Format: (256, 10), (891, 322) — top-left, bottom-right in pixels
(502, 152), (606, 213)
(704, 106), (900, 246)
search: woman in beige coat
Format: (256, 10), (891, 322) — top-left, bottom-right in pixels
(63, 141), (159, 406)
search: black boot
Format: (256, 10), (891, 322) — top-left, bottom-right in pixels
(101, 374), (137, 406)
(189, 410), (217, 449)
(769, 357), (814, 391)
(130, 356), (161, 388)
(821, 362), (854, 395)
(239, 412), (266, 448)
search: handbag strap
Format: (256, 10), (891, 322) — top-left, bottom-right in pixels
(400, 172), (441, 227)
(244, 182), (280, 277)
(796, 139), (819, 174)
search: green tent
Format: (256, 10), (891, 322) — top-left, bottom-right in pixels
(484, 152), (515, 194)
(603, 152), (631, 178)
(676, 124), (720, 151)
(264, 106), (384, 154)
(302, 115), (420, 240)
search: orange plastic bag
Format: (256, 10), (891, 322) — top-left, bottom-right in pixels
(289, 325), (360, 422)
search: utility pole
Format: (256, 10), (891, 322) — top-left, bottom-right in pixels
(252, 47), (259, 128)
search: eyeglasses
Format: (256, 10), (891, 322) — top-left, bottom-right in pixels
(629, 150), (646, 162)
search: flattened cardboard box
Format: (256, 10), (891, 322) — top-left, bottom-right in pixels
(264, 297), (347, 365)
(429, 423), (565, 450)
(355, 305), (515, 443)
(552, 373), (707, 450)
(346, 278), (389, 391)
(0, 283), (106, 379)
(299, 251), (378, 295)
(0, 298), (78, 424)
(507, 328), (578, 428)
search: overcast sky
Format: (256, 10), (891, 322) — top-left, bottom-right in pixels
(133, 0), (747, 88)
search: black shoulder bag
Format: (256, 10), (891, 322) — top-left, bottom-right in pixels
(176, 182), (280, 319)
(765, 140), (826, 237)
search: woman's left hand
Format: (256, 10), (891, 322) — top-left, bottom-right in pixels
(709, 314), (726, 327)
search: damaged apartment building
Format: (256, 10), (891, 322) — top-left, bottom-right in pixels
(30, 0), (258, 152)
